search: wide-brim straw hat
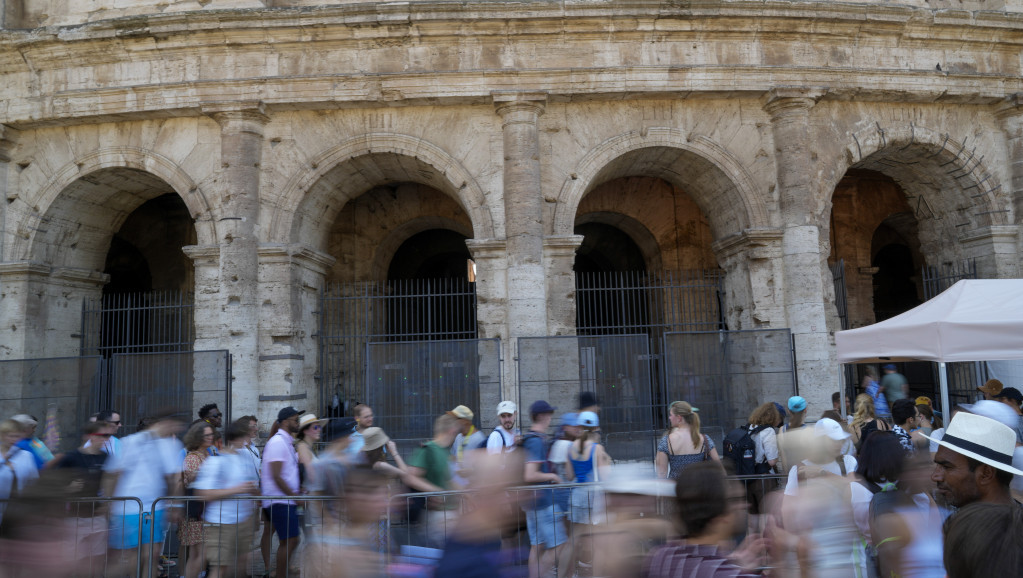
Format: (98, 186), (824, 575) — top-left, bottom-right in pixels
(922, 411), (1023, 476)
(362, 427), (390, 451)
(297, 414), (329, 431)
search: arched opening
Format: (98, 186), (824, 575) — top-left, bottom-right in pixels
(871, 224), (921, 322)
(95, 193), (197, 356)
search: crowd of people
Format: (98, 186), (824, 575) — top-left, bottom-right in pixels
(0, 377), (1020, 578)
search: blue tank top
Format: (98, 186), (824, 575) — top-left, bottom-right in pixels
(570, 444), (596, 483)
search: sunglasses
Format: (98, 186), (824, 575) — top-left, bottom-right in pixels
(311, 425), (322, 431)
(209, 413), (222, 419)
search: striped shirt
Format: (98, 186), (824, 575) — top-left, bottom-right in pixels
(643, 542), (760, 578)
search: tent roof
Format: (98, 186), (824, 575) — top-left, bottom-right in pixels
(835, 279), (1023, 364)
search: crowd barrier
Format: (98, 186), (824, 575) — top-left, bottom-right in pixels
(0, 475), (787, 577)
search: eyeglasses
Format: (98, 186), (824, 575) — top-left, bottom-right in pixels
(311, 425), (322, 431)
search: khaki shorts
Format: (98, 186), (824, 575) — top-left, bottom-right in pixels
(205, 521), (254, 568)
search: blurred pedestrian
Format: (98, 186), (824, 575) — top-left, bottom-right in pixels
(851, 393), (890, 450)
(851, 431), (904, 578)
(914, 404), (939, 437)
(85, 409), (122, 456)
(881, 364), (908, 410)
(10, 414), (52, 469)
(782, 396), (808, 432)
(360, 426), (408, 479)
(977, 378), (1003, 401)
(864, 366), (891, 420)
(942, 502), (1023, 578)
(449, 405), (484, 487)
(405, 414), (461, 547)
(642, 461), (764, 578)
(992, 386), (1023, 443)
(656, 401), (719, 481)
(0, 418), (39, 527)
(101, 410), (184, 578)
(871, 450), (945, 578)
(303, 467), (390, 578)
(194, 420), (261, 578)
(743, 403), (780, 516)
(180, 420), (214, 578)
(55, 421), (111, 573)
(821, 410), (855, 456)
(891, 399), (925, 454)
(261, 406), (305, 578)
(348, 404), (374, 455)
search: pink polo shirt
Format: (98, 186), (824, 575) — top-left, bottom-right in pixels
(260, 429), (299, 507)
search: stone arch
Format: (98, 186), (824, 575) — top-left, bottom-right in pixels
(574, 211), (664, 272)
(17, 147), (214, 270)
(827, 124), (1009, 231)
(271, 133), (494, 251)
(552, 128), (769, 240)
(369, 216), (474, 283)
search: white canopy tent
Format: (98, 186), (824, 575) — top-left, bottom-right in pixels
(835, 279), (1023, 416)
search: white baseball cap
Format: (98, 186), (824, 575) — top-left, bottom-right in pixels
(814, 418), (851, 441)
(497, 401), (517, 415)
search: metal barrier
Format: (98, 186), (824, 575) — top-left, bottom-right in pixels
(0, 474), (787, 577)
(0, 496), (144, 578)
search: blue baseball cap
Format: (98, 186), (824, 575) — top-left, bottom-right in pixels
(788, 396), (807, 413)
(530, 400), (556, 415)
(882, 364), (897, 371)
(773, 402), (787, 419)
(561, 412), (579, 427)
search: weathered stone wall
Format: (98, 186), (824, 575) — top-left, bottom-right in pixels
(0, 0), (1020, 425)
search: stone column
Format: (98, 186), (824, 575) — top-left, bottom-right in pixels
(466, 238), (509, 410)
(764, 89), (838, 411)
(493, 91), (548, 402)
(0, 125), (18, 265)
(994, 94), (1023, 269)
(712, 229), (787, 331)
(543, 235), (584, 337)
(256, 243), (335, 420)
(200, 101), (269, 421)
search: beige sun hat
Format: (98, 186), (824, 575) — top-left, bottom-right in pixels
(362, 427), (390, 451)
(297, 413), (329, 431)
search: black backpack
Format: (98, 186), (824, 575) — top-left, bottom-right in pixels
(722, 424), (769, 475)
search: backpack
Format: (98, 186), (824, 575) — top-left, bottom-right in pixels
(478, 429), (512, 451)
(722, 424), (769, 475)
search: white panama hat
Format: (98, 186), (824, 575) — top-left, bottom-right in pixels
(922, 411), (1023, 476)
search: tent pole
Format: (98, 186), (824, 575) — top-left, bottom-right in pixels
(839, 364), (847, 421)
(939, 362), (951, 418)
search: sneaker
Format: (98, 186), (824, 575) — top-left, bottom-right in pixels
(160, 555), (177, 567)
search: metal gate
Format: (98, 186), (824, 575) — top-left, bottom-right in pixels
(517, 335), (655, 436)
(662, 329), (797, 436)
(575, 269), (725, 420)
(365, 338), (501, 441)
(922, 259), (980, 405)
(318, 278), (478, 415)
(77, 290), (231, 432)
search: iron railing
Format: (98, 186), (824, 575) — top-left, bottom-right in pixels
(317, 278), (478, 416)
(81, 290), (194, 357)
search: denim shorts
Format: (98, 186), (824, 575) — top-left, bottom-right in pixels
(108, 510), (168, 549)
(522, 504), (567, 548)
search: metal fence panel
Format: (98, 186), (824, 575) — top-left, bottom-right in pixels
(110, 350), (231, 436)
(662, 329), (796, 434)
(517, 335), (655, 437)
(319, 278), (478, 415)
(365, 338), (501, 440)
(0, 356), (102, 453)
(81, 290), (195, 356)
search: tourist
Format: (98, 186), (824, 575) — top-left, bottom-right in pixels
(360, 425), (409, 479)
(992, 386), (1023, 443)
(925, 411), (1023, 509)
(850, 431), (904, 578)
(55, 421), (111, 573)
(449, 404), (485, 486)
(851, 393), (890, 450)
(915, 404), (940, 437)
(821, 410), (855, 456)
(744, 402), (780, 515)
(295, 413), (328, 493)
(655, 401), (719, 480)
(891, 399), (925, 454)
(261, 406), (305, 578)
(782, 396), (808, 432)
(942, 502), (1023, 578)
(0, 418), (39, 527)
(520, 400), (569, 578)
(881, 364), (908, 410)
(102, 410), (184, 578)
(864, 366), (891, 420)
(194, 420), (260, 578)
(870, 450), (944, 578)
(977, 378), (1003, 401)
(566, 411), (611, 572)
(180, 420), (213, 578)
(487, 400), (521, 456)
(405, 414), (462, 547)
(10, 414), (52, 469)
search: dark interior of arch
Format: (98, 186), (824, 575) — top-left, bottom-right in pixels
(871, 237), (920, 321)
(100, 193), (196, 354)
(387, 229), (471, 280)
(385, 229), (475, 341)
(573, 222), (650, 335)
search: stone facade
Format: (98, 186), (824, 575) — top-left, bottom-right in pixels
(1, 0), (1021, 425)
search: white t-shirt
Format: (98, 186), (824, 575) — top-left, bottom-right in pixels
(784, 455), (858, 496)
(548, 439), (572, 464)
(0, 447), (39, 525)
(104, 431), (184, 513)
(753, 427), (779, 465)
(486, 427), (519, 454)
(193, 451), (259, 525)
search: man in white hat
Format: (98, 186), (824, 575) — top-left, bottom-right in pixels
(487, 400), (521, 455)
(925, 411), (1023, 509)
